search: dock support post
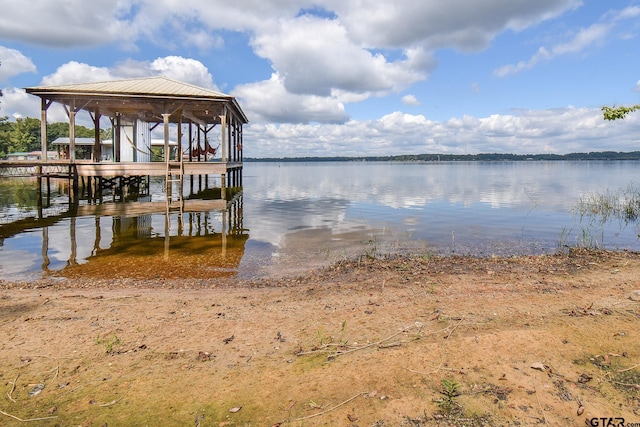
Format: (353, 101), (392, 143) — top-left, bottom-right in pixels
(40, 99), (49, 163)
(41, 227), (50, 271)
(69, 101), (76, 163)
(37, 175), (43, 218)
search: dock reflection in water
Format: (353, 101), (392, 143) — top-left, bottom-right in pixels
(0, 177), (247, 282)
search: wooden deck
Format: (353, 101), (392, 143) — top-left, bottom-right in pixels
(75, 198), (229, 217)
(0, 160), (242, 178)
(76, 161), (242, 177)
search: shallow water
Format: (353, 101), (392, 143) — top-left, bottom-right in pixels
(1, 160), (639, 281)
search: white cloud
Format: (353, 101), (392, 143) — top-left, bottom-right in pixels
(0, 0), (587, 124)
(184, 30), (225, 52)
(148, 56), (219, 90)
(0, 87), (40, 119)
(2, 0), (636, 160)
(0, 0), (136, 47)
(495, 23), (611, 77)
(494, 5), (638, 77)
(402, 95), (420, 106)
(40, 62), (116, 86)
(37, 56), (219, 91)
(331, 0), (579, 50)
(613, 5), (640, 20)
(1, 56), (220, 121)
(251, 15), (429, 97)
(233, 73), (349, 124)
(3, 0), (582, 120)
(0, 46), (36, 82)
(244, 107), (640, 158)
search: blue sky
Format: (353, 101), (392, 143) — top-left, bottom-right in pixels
(0, 0), (639, 157)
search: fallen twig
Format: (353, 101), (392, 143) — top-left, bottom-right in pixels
(404, 362), (461, 376)
(296, 327), (410, 358)
(329, 330), (406, 358)
(6, 374), (19, 402)
(99, 396), (126, 407)
(297, 321), (455, 360)
(444, 316), (465, 340)
(617, 363), (640, 373)
(291, 392), (367, 422)
(378, 342), (402, 349)
(532, 377), (547, 425)
(0, 409), (57, 422)
(99, 385), (132, 407)
(609, 380), (640, 389)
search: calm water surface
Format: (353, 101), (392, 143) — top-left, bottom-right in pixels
(1, 161), (639, 282)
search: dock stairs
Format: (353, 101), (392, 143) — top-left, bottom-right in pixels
(165, 158), (184, 221)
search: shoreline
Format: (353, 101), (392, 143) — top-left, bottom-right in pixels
(0, 247), (628, 290)
(1, 248), (639, 425)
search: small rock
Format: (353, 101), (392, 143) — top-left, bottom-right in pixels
(28, 384), (44, 397)
(629, 290), (640, 301)
(577, 373), (593, 383)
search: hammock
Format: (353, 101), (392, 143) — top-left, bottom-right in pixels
(191, 139), (219, 157)
(123, 129), (152, 156)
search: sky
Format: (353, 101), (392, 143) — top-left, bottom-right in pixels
(0, 0), (639, 158)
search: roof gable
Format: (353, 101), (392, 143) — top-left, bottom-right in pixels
(26, 76), (230, 99)
(24, 76), (248, 124)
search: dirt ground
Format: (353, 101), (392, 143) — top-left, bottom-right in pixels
(1, 249), (639, 426)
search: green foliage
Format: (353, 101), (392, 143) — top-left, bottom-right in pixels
(0, 178), (41, 210)
(438, 379), (462, 412)
(569, 184), (640, 249)
(8, 117), (41, 153)
(0, 116), (11, 157)
(602, 105), (640, 121)
(339, 319), (347, 344)
(45, 121), (95, 141)
(100, 127), (113, 141)
(572, 184), (640, 226)
(96, 334), (122, 354)
(0, 116), (113, 157)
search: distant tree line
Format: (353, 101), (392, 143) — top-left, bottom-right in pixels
(247, 151), (640, 162)
(0, 116), (111, 158)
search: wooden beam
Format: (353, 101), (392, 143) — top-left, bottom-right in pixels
(162, 113), (171, 162)
(69, 99), (76, 163)
(40, 99), (48, 163)
(220, 109), (227, 162)
(93, 108), (101, 162)
(182, 110), (207, 127)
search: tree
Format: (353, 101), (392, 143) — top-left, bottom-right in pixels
(0, 116), (11, 157)
(7, 117), (41, 153)
(46, 122), (70, 143)
(602, 105), (640, 120)
(46, 121), (104, 141)
(0, 114), (113, 156)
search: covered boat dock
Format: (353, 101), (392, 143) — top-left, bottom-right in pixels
(19, 76), (248, 197)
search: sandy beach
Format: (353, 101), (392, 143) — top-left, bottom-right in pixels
(1, 249), (639, 426)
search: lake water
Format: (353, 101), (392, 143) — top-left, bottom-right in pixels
(1, 161), (639, 282)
